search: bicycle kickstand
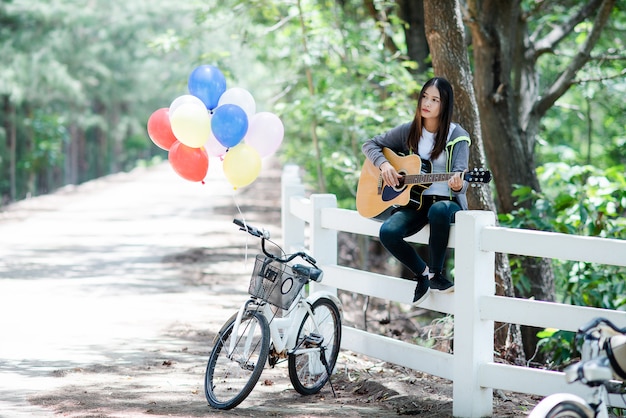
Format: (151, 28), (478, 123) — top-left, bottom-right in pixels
(318, 345), (337, 398)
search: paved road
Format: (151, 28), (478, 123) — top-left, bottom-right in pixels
(0, 160), (283, 417)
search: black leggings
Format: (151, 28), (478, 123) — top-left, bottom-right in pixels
(378, 200), (461, 276)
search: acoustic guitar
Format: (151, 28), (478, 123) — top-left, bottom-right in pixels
(356, 147), (492, 218)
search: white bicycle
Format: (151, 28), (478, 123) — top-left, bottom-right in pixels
(204, 219), (343, 410)
(529, 317), (626, 418)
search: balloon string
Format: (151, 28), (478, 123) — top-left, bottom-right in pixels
(232, 189), (251, 269)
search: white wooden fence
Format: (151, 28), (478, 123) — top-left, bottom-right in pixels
(280, 165), (626, 417)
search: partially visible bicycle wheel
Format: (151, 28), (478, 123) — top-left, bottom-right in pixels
(205, 310), (270, 410)
(528, 393), (595, 418)
(288, 297), (342, 395)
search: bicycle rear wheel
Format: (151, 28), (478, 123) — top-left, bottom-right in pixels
(205, 310), (270, 410)
(288, 297), (341, 395)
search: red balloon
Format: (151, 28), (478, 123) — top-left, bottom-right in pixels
(147, 108), (178, 150)
(168, 141), (209, 182)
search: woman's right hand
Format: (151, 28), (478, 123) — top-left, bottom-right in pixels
(380, 161), (402, 187)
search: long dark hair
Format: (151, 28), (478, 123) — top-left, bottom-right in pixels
(407, 77), (454, 160)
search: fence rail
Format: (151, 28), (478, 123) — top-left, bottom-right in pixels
(280, 165), (626, 417)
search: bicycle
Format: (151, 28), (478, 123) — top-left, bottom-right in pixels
(529, 317), (626, 418)
(204, 218), (343, 410)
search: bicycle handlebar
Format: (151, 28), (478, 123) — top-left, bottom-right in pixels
(233, 218), (269, 239)
(233, 219), (318, 266)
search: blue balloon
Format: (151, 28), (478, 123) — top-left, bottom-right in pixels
(211, 104), (249, 148)
(188, 65), (227, 110)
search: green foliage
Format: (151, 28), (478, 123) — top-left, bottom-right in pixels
(207, 0), (422, 203)
(501, 161), (626, 364)
(0, 0), (199, 202)
(502, 162), (626, 238)
(539, 81), (626, 169)
(534, 328), (576, 370)
(23, 110), (66, 171)
(530, 0), (626, 171)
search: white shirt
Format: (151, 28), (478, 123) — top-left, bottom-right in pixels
(418, 128), (449, 196)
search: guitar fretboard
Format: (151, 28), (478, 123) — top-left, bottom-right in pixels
(404, 173), (455, 184)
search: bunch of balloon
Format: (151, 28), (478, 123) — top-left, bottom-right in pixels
(147, 64), (285, 189)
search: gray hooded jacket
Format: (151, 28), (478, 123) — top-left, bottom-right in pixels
(362, 122), (471, 210)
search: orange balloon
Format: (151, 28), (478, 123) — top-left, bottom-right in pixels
(168, 141), (209, 182)
(147, 108), (177, 150)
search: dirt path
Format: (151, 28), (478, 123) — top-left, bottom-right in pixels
(0, 160), (538, 417)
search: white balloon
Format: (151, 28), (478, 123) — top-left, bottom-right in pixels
(169, 94), (206, 121)
(204, 131), (228, 158)
(244, 112), (284, 158)
(217, 87), (256, 119)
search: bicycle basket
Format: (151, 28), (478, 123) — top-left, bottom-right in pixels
(249, 255), (306, 310)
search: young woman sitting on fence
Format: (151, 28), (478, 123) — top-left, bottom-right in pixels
(361, 77), (471, 306)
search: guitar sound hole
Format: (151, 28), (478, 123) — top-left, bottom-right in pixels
(396, 171), (407, 190)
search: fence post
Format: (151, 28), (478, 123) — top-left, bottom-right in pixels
(281, 164), (305, 252)
(308, 194), (338, 296)
(308, 194), (338, 265)
(453, 210), (496, 417)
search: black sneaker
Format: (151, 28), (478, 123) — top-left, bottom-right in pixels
(430, 272), (454, 293)
(412, 276), (430, 306)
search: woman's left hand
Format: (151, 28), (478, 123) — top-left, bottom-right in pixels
(448, 171), (464, 192)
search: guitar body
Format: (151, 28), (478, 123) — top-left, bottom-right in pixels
(356, 149), (426, 218)
(356, 147), (492, 218)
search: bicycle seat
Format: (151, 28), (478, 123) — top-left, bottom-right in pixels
(292, 264), (323, 282)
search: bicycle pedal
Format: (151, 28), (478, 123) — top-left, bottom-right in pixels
(304, 333), (324, 347)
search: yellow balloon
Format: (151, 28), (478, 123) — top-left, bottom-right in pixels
(223, 143), (262, 188)
(169, 103), (211, 148)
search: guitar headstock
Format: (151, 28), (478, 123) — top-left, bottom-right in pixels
(463, 168), (492, 185)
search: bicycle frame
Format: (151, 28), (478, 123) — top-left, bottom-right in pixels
(227, 290), (340, 360)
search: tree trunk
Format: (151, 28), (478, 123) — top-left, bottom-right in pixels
(2, 95), (17, 203)
(423, 0), (525, 365)
(66, 124), (79, 186)
(397, 0), (429, 73)
(465, 0), (615, 358)
(465, 0), (556, 359)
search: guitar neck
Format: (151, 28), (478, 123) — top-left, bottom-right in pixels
(405, 172), (456, 184)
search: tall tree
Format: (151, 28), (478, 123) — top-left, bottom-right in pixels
(422, 0), (525, 364)
(464, 0), (620, 356)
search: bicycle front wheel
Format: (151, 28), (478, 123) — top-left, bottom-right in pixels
(205, 310), (270, 410)
(528, 393), (595, 418)
(288, 297), (342, 395)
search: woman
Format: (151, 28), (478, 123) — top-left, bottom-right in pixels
(361, 77), (471, 305)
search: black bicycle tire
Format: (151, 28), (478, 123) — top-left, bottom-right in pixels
(543, 401), (593, 418)
(205, 310), (270, 409)
(531, 398), (595, 418)
(288, 297), (342, 395)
